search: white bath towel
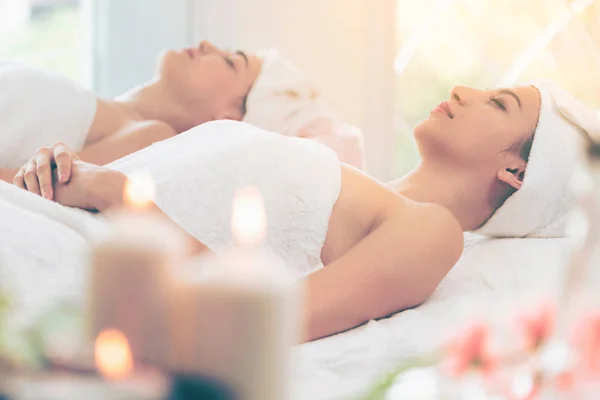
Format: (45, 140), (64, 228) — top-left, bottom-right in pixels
(477, 81), (600, 238)
(0, 61), (96, 168)
(243, 50), (333, 137)
(107, 120), (342, 276)
(0, 120), (342, 325)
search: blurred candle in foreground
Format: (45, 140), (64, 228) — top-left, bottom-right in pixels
(89, 170), (187, 367)
(5, 329), (166, 400)
(169, 187), (301, 400)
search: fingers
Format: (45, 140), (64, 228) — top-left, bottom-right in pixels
(12, 142), (77, 199)
(13, 167), (25, 189)
(23, 159), (41, 196)
(35, 148), (54, 200)
(53, 142), (74, 183)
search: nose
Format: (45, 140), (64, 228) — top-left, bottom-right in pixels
(450, 86), (485, 105)
(450, 86), (465, 103)
(199, 40), (219, 54)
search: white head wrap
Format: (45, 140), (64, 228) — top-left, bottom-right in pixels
(477, 81), (600, 238)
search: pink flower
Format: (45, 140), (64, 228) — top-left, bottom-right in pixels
(517, 302), (555, 353)
(444, 322), (496, 377)
(571, 312), (600, 378)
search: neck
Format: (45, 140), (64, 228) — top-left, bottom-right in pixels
(113, 80), (191, 133)
(389, 161), (494, 231)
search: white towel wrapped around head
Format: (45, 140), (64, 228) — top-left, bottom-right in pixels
(476, 81), (600, 238)
(242, 49), (333, 137)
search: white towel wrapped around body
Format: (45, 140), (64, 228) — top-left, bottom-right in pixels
(0, 120), (342, 325)
(0, 61), (96, 168)
(107, 120), (342, 276)
(477, 81), (600, 238)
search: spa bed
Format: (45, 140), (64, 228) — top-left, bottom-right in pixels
(0, 180), (574, 399)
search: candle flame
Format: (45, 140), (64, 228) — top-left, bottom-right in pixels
(231, 187), (266, 245)
(95, 329), (134, 381)
(123, 170), (156, 209)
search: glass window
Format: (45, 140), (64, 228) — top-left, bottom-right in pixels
(0, 0), (90, 87)
(394, 0), (600, 176)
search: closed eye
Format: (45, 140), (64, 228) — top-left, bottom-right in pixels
(223, 56), (236, 70)
(490, 97), (507, 112)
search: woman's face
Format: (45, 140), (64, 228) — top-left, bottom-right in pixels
(414, 85), (541, 187)
(157, 40), (262, 128)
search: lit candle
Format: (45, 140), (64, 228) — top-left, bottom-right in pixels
(169, 187), (301, 400)
(88, 170), (188, 367)
(3, 329), (168, 400)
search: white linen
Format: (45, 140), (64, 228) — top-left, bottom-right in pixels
(0, 182), (103, 327)
(0, 61), (96, 168)
(291, 233), (574, 400)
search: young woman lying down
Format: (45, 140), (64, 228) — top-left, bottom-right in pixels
(11, 80), (592, 341)
(0, 40), (364, 184)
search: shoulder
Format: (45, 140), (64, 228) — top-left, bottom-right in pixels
(388, 202), (464, 266)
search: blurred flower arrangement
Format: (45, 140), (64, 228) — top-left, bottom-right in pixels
(0, 290), (86, 381)
(362, 301), (600, 399)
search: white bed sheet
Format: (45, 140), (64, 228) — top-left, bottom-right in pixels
(291, 233), (575, 399)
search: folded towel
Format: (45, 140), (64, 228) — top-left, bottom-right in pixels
(0, 61), (96, 168)
(476, 81), (600, 238)
(242, 50), (365, 168)
(243, 50), (332, 137)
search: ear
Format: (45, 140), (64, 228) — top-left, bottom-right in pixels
(497, 161), (527, 190)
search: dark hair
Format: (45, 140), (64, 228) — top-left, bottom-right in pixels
(508, 132), (535, 162)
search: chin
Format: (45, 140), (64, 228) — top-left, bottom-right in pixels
(412, 118), (432, 142)
(157, 50), (187, 80)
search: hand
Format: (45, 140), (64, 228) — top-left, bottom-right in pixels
(52, 161), (126, 211)
(13, 142), (79, 200)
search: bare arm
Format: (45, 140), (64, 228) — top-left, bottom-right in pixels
(0, 168), (19, 184)
(77, 120), (176, 166)
(303, 206), (464, 341)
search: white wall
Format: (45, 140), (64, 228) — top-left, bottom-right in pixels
(91, 0), (195, 97)
(195, 0), (398, 180)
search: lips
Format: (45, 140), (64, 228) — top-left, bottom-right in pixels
(436, 101), (454, 118)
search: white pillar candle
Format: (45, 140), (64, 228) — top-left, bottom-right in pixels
(169, 188), (301, 400)
(88, 170), (188, 367)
